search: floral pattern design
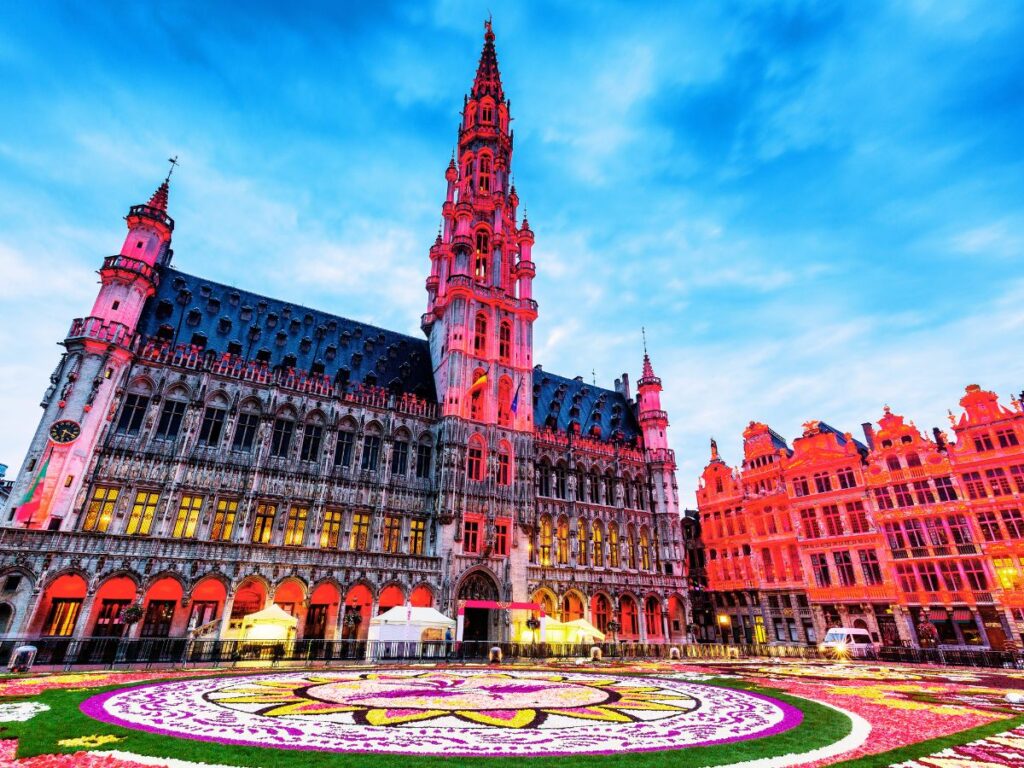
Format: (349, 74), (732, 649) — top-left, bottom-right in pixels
(81, 669), (802, 756)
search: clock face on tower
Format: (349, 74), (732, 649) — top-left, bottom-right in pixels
(49, 419), (81, 445)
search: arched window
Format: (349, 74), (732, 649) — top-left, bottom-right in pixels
(556, 517), (569, 565)
(592, 521), (604, 567)
(627, 524), (638, 569)
(636, 480), (646, 510)
(497, 442), (512, 485)
(640, 526), (651, 570)
(621, 596), (638, 636)
(539, 516), (552, 566)
(623, 475), (633, 508)
(589, 471), (600, 504)
(906, 452), (922, 468)
(538, 461), (552, 497)
(499, 322), (512, 362)
(467, 436), (485, 481)
(498, 377), (513, 427)
(554, 463), (567, 499)
(479, 155), (491, 193)
(474, 230), (489, 281)
(645, 597), (661, 637)
(603, 473), (614, 506)
(609, 523), (620, 568)
(474, 314), (487, 354)
(886, 455), (901, 471)
(577, 518), (588, 565)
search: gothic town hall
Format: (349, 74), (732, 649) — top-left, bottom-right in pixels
(0, 25), (688, 648)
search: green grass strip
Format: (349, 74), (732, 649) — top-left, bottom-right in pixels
(829, 712), (1024, 768)
(0, 675), (850, 768)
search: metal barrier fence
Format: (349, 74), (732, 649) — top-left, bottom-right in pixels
(1, 637), (1021, 670)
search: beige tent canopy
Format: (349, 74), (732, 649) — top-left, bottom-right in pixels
(538, 617), (606, 643)
(239, 603), (298, 641)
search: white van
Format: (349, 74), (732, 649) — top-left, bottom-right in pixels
(819, 627), (877, 659)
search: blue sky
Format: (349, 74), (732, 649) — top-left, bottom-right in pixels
(1, 1), (1022, 495)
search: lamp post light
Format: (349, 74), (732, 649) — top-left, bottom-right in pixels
(717, 613), (732, 645)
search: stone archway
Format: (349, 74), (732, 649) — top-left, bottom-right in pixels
(457, 570), (500, 644)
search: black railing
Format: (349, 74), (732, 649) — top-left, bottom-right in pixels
(1, 637), (1021, 670)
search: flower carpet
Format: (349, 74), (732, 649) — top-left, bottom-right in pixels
(0, 659), (1021, 767)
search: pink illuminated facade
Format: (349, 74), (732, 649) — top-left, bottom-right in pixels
(698, 386), (1024, 650)
(0, 24), (688, 646)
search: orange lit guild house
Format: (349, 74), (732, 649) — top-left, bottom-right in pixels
(0, 24), (688, 649)
(698, 386), (1024, 650)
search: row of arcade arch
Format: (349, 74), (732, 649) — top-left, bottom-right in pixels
(530, 587), (687, 642)
(18, 570), (435, 642)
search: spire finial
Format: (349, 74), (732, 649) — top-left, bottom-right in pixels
(642, 326), (648, 356)
(166, 155), (179, 182)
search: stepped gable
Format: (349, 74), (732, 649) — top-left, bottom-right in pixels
(135, 267), (437, 400)
(532, 367), (641, 443)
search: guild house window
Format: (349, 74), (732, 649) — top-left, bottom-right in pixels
(284, 505), (308, 546)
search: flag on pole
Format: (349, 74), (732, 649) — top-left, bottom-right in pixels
(510, 378), (521, 414)
(15, 453), (51, 524)
(468, 369), (488, 393)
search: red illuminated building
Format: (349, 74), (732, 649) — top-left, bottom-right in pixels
(698, 385), (1024, 650)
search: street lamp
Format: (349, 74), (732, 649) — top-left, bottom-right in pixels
(717, 614), (732, 645)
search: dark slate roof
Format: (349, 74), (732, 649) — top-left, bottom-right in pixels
(532, 368), (641, 444)
(136, 267), (437, 400)
(818, 422), (869, 454)
(767, 427), (791, 453)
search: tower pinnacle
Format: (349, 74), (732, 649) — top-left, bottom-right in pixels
(472, 18), (504, 100)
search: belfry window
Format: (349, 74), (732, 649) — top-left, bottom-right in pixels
(474, 314), (487, 354)
(499, 323), (511, 362)
(479, 155), (491, 193)
(481, 105), (493, 123)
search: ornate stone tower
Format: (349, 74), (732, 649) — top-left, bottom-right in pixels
(423, 20), (537, 428)
(5, 176), (173, 529)
(423, 21), (539, 620)
(637, 352), (685, 576)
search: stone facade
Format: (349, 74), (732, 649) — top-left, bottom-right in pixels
(0, 24), (688, 646)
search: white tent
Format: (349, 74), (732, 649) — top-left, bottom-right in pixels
(366, 605), (456, 660)
(239, 604), (298, 642)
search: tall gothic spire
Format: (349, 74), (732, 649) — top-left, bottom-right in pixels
(471, 19), (504, 101)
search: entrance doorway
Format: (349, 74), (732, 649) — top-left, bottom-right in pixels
(456, 571), (500, 650)
(463, 607), (490, 643)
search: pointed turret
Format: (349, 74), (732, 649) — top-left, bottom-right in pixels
(637, 350), (670, 453)
(121, 171), (175, 268)
(471, 20), (504, 101)
(145, 179), (170, 212)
